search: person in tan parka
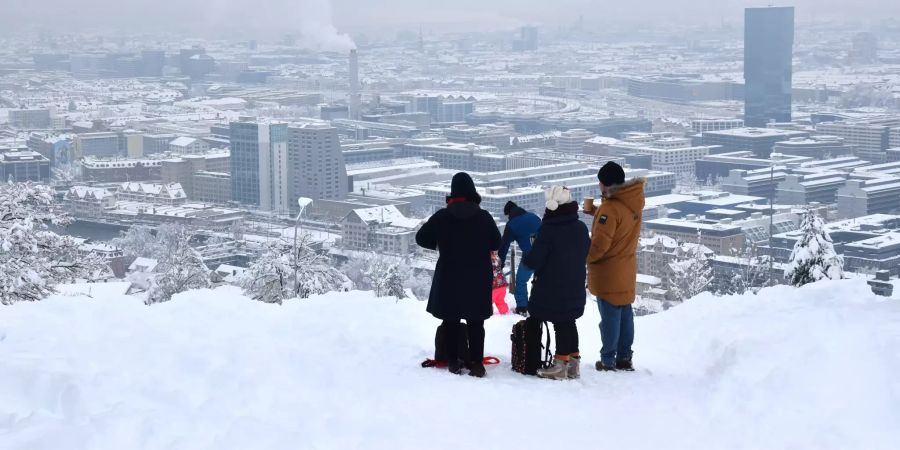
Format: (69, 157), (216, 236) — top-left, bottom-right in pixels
(585, 161), (645, 372)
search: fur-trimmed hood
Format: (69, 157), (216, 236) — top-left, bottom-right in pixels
(603, 177), (646, 216)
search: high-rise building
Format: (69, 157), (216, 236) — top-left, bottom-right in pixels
(229, 120), (289, 211)
(409, 94), (442, 122)
(287, 122), (348, 205)
(513, 26), (539, 51)
(851, 32), (878, 65)
(179, 48), (204, 74)
(744, 6), (794, 127)
(8, 109), (51, 129)
(140, 50), (166, 77)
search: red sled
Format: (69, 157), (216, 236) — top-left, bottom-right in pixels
(421, 356), (501, 368)
(420, 322), (501, 368)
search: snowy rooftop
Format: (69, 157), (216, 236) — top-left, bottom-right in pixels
(643, 193), (696, 208)
(352, 205), (421, 229)
(128, 257), (158, 272)
(67, 186), (114, 200)
(645, 217), (743, 233)
(118, 182), (186, 199)
(169, 136), (199, 147)
(704, 127), (805, 138)
(843, 232), (900, 250)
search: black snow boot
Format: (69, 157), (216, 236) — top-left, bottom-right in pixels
(467, 361), (486, 378)
(595, 361), (617, 372)
(616, 358), (635, 372)
(514, 306), (528, 316)
(448, 359), (464, 375)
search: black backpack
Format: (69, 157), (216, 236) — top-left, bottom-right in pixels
(421, 322), (469, 368)
(511, 318), (552, 375)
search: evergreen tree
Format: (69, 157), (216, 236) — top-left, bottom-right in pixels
(786, 208), (844, 287)
(383, 264), (407, 299)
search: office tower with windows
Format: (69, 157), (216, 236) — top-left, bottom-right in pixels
(744, 6), (794, 127)
(288, 122), (348, 206)
(230, 120), (289, 211)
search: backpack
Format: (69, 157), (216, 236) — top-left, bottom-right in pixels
(433, 321), (469, 364)
(510, 318), (552, 375)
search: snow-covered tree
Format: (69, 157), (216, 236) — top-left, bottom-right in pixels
(675, 172), (701, 194)
(721, 244), (771, 295)
(343, 253), (391, 291)
(113, 223), (186, 260)
(341, 252), (426, 299)
(146, 227), (210, 304)
(786, 208), (844, 287)
(0, 182), (109, 305)
(113, 225), (158, 258)
(240, 241), (293, 303)
(378, 264), (407, 299)
(666, 233), (713, 301)
(241, 237), (349, 303)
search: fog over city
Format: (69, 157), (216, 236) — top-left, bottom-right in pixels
(3, 0), (900, 36)
(1, 0), (900, 448)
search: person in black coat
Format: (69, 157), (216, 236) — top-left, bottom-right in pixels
(523, 186), (591, 380)
(416, 172), (501, 377)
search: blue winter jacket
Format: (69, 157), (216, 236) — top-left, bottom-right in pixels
(498, 206), (542, 265)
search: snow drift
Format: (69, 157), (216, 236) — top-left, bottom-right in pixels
(1, 280), (899, 449)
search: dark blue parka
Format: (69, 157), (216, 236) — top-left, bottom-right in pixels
(523, 202), (591, 323)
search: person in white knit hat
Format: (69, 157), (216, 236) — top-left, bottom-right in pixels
(522, 185), (591, 380)
(544, 185), (573, 211)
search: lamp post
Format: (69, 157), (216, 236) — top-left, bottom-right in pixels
(768, 162), (775, 286)
(293, 197), (314, 295)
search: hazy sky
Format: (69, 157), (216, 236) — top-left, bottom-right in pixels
(2, 0), (898, 47)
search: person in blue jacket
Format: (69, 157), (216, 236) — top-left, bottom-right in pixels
(499, 201), (542, 315)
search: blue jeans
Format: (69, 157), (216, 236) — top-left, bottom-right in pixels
(598, 297), (634, 367)
(515, 261), (533, 308)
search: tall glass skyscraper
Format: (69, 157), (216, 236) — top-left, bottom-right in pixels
(744, 6), (794, 128)
(230, 120), (289, 211)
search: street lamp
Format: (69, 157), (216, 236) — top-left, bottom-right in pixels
(293, 197), (314, 295)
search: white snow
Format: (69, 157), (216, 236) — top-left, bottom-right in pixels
(1, 280), (899, 449)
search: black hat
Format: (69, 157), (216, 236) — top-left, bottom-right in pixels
(597, 161), (626, 186)
(503, 201), (518, 215)
(448, 172), (481, 204)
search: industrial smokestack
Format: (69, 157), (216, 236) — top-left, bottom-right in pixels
(348, 49), (360, 120)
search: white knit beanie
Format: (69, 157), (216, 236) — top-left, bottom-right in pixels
(544, 185), (572, 211)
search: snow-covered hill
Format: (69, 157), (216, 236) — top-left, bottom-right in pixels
(1, 280), (899, 450)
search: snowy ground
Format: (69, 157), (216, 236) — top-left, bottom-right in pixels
(2, 280), (899, 450)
